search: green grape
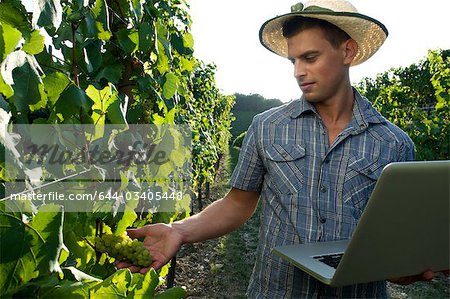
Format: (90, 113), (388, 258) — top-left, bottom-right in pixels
(95, 232), (153, 267)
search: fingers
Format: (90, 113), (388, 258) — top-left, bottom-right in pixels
(115, 261), (142, 273)
(140, 267), (150, 274)
(115, 259), (164, 274)
(421, 270), (434, 281)
(149, 259), (167, 271)
(389, 270), (435, 285)
(126, 227), (147, 239)
(115, 261), (130, 269)
(115, 250), (168, 272)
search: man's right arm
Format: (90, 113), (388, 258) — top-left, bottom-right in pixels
(173, 187), (260, 243)
(117, 187), (260, 272)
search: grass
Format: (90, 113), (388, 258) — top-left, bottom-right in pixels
(387, 274), (450, 298)
(204, 147), (258, 297)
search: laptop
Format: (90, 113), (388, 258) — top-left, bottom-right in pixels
(272, 160), (450, 287)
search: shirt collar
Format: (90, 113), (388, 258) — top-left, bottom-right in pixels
(290, 97), (316, 119)
(352, 89), (386, 127)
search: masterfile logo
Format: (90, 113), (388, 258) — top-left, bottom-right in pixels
(3, 124), (192, 213)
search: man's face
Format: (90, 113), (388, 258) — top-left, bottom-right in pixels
(287, 27), (350, 104)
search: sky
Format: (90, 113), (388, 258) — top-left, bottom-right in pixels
(188, 0), (450, 102)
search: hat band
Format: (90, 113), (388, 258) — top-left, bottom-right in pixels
(291, 2), (334, 13)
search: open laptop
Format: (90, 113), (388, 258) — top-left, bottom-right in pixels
(272, 160), (450, 287)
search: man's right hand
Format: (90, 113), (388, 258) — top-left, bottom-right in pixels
(115, 188), (260, 274)
(115, 223), (183, 274)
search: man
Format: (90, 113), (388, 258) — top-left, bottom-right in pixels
(118, 0), (437, 297)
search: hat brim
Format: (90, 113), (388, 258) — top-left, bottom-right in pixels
(259, 11), (388, 66)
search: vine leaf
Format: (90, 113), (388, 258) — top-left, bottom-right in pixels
(0, 22), (22, 61)
(162, 72), (179, 100)
(62, 266), (101, 282)
(37, 279), (92, 298)
(42, 71), (71, 105)
(92, 0), (111, 41)
(54, 84), (94, 120)
(0, 94), (9, 111)
(0, 204), (65, 297)
(117, 28), (139, 54)
(0, 0), (31, 35)
(84, 40), (103, 73)
(79, 0), (111, 41)
(115, 209), (137, 236)
(138, 22), (153, 54)
(130, 0), (144, 24)
(89, 268), (131, 298)
(128, 269), (159, 298)
(0, 51), (46, 114)
(85, 83), (127, 125)
(22, 29), (45, 55)
(0, 73), (14, 98)
(94, 59), (123, 84)
(32, 0), (62, 34)
(79, 10), (98, 40)
(86, 84), (117, 125)
(183, 32), (194, 51)
(107, 97), (128, 124)
(61, 213), (97, 270)
(155, 286), (187, 299)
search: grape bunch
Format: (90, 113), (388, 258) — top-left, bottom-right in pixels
(95, 233), (152, 267)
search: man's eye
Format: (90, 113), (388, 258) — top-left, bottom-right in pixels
(305, 55), (317, 62)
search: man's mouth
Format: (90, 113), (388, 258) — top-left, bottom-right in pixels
(300, 82), (315, 92)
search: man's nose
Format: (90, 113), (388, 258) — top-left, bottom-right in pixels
(293, 60), (306, 78)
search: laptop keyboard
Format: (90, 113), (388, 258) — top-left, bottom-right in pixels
(313, 253), (344, 269)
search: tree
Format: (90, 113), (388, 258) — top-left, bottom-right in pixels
(357, 49), (449, 160)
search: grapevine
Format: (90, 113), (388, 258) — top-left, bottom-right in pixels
(0, 0), (234, 297)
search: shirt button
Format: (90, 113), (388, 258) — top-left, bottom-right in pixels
(320, 186), (327, 193)
(324, 158), (330, 164)
(320, 218), (327, 224)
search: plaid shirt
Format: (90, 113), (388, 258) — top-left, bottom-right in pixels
(229, 89), (415, 298)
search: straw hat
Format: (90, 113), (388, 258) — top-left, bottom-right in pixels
(259, 0), (388, 66)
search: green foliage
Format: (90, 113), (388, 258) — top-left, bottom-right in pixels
(183, 63), (235, 186)
(232, 131), (246, 148)
(230, 93), (283, 138)
(0, 0), (233, 297)
(233, 93), (283, 112)
(357, 49), (449, 160)
(0, 204), (65, 294)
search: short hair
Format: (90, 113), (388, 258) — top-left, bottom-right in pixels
(282, 16), (351, 49)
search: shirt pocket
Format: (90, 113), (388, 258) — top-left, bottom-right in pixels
(265, 143), (306, 194)
(342, 155), (390, 219)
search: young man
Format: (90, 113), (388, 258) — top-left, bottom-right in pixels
(118, 0), (436, 297)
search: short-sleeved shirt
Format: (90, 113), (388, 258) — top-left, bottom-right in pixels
(229, 89), (415, 298)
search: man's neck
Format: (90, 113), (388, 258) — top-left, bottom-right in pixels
(314, 84), (355, 146)
(314, 85), (354, 125)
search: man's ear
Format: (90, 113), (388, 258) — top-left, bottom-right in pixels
(343, 39), (358, 65)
